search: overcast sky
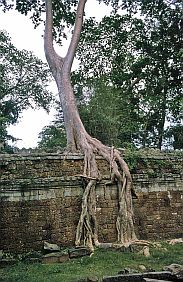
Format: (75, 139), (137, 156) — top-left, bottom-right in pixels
(0, 1), (111, 148)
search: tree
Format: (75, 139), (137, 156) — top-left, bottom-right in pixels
(76, 80), (121, 147)
(1, 0), (140, 250)
(44, 0), (138, 249)
(164, 124), (183, 149)
(73, 77), (139, 148)
(0, 30), (53, 150)
(74, 1), (183, 149)
(73, 15), (146, 148)
(38, 121), (66, 149)
(134, 0), (183, 149)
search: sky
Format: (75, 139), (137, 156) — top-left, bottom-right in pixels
(0, 1), (111, 148)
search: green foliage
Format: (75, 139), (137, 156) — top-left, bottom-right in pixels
(0, 243), (183, 282)
(38, 106), (66, 149)
(164, 124), (183, 149)
(1, 1), (182, 150)
(74, 0), (183, 149)
(123, 148), (183, 173)
(73, 76), (141, 148)
(0, 30), (53, 150)
(123, 147), (143, 170)
(0, 0), (78, 44)
(38, 123), (66, 149)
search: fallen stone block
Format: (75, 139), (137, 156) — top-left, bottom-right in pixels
(163, 264), (183, 280)
(163, 264), (183, 273)
(42, 252), (69, 264)
(138, 265), (147, 272)
(44, 241), (60, 252)
(143, 279), (173, 282)
(168, 238), (183, 245)
(68, 247), (92, 259)
(103, 274), (143, 282)
(103, 271), (176, 282)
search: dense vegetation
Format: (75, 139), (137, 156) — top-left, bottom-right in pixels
(38, 0), (183, 150)
(0, 1), (182, 151)
(0, 30), (53, 152)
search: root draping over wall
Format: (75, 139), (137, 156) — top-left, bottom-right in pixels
(0, 151), (182, 253)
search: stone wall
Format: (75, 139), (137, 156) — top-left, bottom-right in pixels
(0, 151), (182, 253)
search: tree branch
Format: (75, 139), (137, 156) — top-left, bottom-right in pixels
(44, 0), (63, 74)
(64, 0), (87, 74)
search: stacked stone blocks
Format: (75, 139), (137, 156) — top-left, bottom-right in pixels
(0, 152), (182, 253)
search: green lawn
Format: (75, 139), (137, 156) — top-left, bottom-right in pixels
(0, 243), (183, 282)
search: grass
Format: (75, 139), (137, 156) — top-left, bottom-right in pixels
(0, 242), (183, 282)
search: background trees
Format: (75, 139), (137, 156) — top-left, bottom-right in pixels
(0, 30), (53, 151)
(38, 105), (66, 149)
(72, 0), (183, 150)
(0, 0), (182, 150)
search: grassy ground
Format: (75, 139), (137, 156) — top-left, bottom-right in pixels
(0, 242), (183, 282)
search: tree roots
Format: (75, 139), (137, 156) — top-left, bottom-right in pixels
(73, 133), (138, 251)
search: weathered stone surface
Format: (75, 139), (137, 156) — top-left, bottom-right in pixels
(42, 252), (70, 264)
(68, 247), (92, 258)
(168, 238), (183, 245)
(44, 241), (60, 252)
(163, 263), (183, 273)
(163, 264), (183, 280)
(176, 271), (183, 280)
(0, 152), (183, 253)
(143, 279), (173, 282)
(103, 272), (177, 282)
(138, 265), (147, 272)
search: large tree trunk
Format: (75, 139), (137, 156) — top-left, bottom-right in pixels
(57, 72), (86, 151)
(44, 0), (138, 250)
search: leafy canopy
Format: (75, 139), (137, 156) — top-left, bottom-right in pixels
(0, 30), (53, 149)
(1, 0), (182, 150)
(73, 0), (183, 149)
